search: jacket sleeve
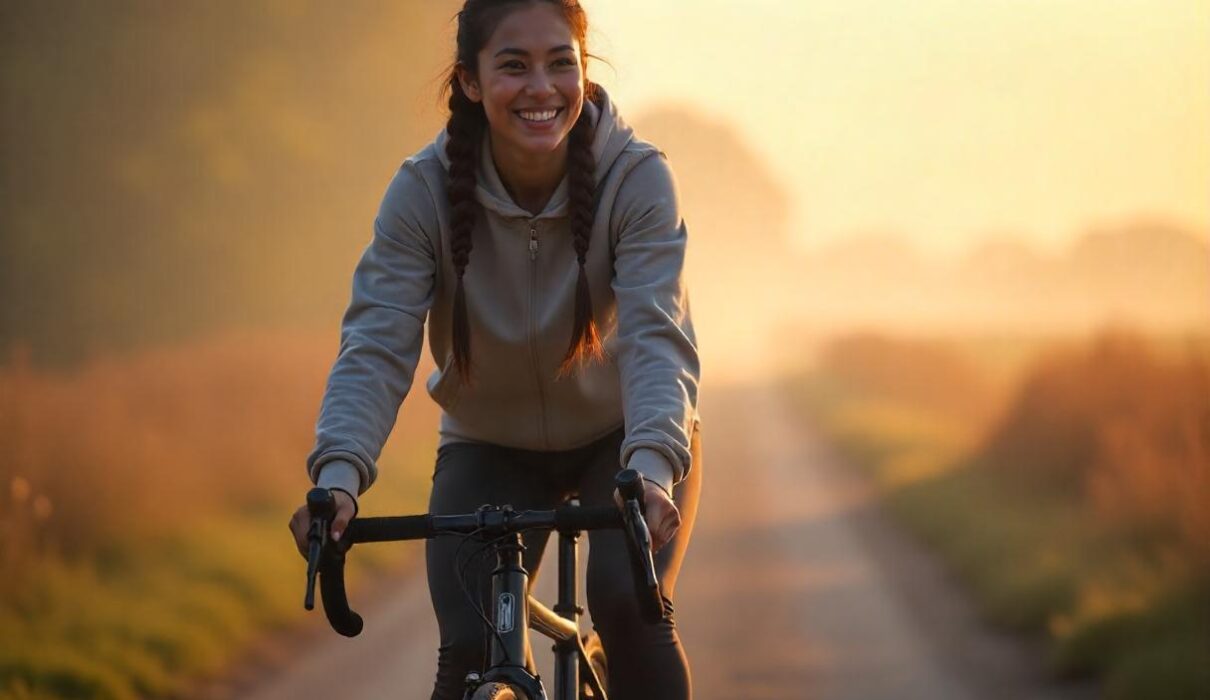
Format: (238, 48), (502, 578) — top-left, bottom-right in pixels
(305, 161), (438, 507)
(611, 151), (701, 494)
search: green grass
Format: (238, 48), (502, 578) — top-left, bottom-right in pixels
(888, 466), (1088, 630)
(1, 522), (291, 699)
(0, 449), (433, 699)
(888, 466), (1209, 698)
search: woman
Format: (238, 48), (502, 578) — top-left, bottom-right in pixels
(289, 1), (701, 697)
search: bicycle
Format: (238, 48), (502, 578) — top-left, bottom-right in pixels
(303, 468), (669, 700)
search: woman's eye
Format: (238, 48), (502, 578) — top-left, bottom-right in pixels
(499, 58), (574, 71)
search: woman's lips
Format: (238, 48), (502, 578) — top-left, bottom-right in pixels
(515, 107), (563, 131)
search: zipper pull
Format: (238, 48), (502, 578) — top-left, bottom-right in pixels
(529, 225), (539, 261)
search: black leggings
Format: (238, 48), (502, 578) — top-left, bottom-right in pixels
(425, 425), (703, 700)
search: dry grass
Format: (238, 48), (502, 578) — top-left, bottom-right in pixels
(789, 331), (1012, 487)
(0, 329), (440, 698)
(790, 327), (1210, 699)
(812, 331), (1001, 421)
(980, 330), (1210, 569)
(2, 330), (324, 563)
(0, 328), (438, 563)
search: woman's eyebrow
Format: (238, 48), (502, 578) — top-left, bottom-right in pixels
(494, 44), (575, 58)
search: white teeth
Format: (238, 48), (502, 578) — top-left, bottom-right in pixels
(518, 109), (558, 122)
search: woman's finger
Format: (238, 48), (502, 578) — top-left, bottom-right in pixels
(662, 511), (680, 550)
(290, 506), (311, 559)
(660, 513), (680, 551)
(649, 502), (673, 552)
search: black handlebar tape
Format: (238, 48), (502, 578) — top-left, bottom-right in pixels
(318, 551), (364, 637)
(554, 505), (623, 532)
(345, 515), (433, 543)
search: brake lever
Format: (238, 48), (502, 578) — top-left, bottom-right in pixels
(615, 469), (669, 624)
(304, 487), (334, 611)
(622, 498), (659, 589)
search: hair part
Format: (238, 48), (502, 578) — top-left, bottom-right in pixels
(440, 0), (603, 383)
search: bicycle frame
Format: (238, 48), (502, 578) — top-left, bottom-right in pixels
(469, 522), (606, 700)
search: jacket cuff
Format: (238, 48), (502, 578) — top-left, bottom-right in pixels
(626, 448), (676, 497)
(316, 460), (362, 515)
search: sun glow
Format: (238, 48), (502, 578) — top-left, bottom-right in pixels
(582, 0), (1210, 258)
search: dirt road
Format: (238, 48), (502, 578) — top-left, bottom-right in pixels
(225, 383), (1097, 699)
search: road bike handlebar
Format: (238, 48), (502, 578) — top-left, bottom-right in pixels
(303, 468), (669, 637)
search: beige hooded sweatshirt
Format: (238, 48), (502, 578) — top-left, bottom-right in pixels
(307, 86), (700, 510)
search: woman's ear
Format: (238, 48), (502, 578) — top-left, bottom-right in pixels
(456, 64), (482, 103)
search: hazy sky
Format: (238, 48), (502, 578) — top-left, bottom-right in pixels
(581, 0), (1209, 259)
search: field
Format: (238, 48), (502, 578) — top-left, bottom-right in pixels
(787, 328), (1210, 699)
(0, 330), (439, 699)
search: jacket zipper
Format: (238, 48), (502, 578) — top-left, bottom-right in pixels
(527, 220), (551, 448)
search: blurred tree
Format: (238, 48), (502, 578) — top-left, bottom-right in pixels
(1, 1), (459, 366)
(632, 106), (796, 367)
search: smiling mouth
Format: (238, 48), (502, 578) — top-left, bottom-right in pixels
(515, 107), (563, 123)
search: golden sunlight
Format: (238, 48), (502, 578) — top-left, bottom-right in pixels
(583, 0), (1210, 258)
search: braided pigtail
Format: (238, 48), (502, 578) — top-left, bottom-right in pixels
(445, 77), (484, 382)
(557, 84), (605, 377)
(446, 0), (602, 380)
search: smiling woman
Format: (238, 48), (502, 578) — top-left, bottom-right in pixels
(456, 4), (587, 214)
(288, 1), (704, 699)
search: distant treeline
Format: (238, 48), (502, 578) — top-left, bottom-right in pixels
(787, 221), (1210, 335)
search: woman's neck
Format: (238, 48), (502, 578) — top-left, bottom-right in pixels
(491, 137), (569, 216)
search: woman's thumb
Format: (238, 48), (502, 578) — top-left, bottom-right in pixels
(331, 512), (351, 542)
(329, 490), (356, 541)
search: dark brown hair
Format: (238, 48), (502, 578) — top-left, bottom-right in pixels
(442, 0), (604, 383)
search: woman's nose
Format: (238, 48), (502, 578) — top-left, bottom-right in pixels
(525, 69), (556, 96)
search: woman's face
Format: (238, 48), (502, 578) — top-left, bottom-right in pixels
(459, 2), (585, 160)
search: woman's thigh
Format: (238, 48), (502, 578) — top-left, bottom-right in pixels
(579, 425), (704, 608)
(425, 441), (563, 644)
(578, 426), (703, 699)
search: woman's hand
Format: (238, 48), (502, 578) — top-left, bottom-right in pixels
(614, 479), (681, 553)
(288, 489), (357, 560)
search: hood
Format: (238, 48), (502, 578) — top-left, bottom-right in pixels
(433, 84), (636, 220)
